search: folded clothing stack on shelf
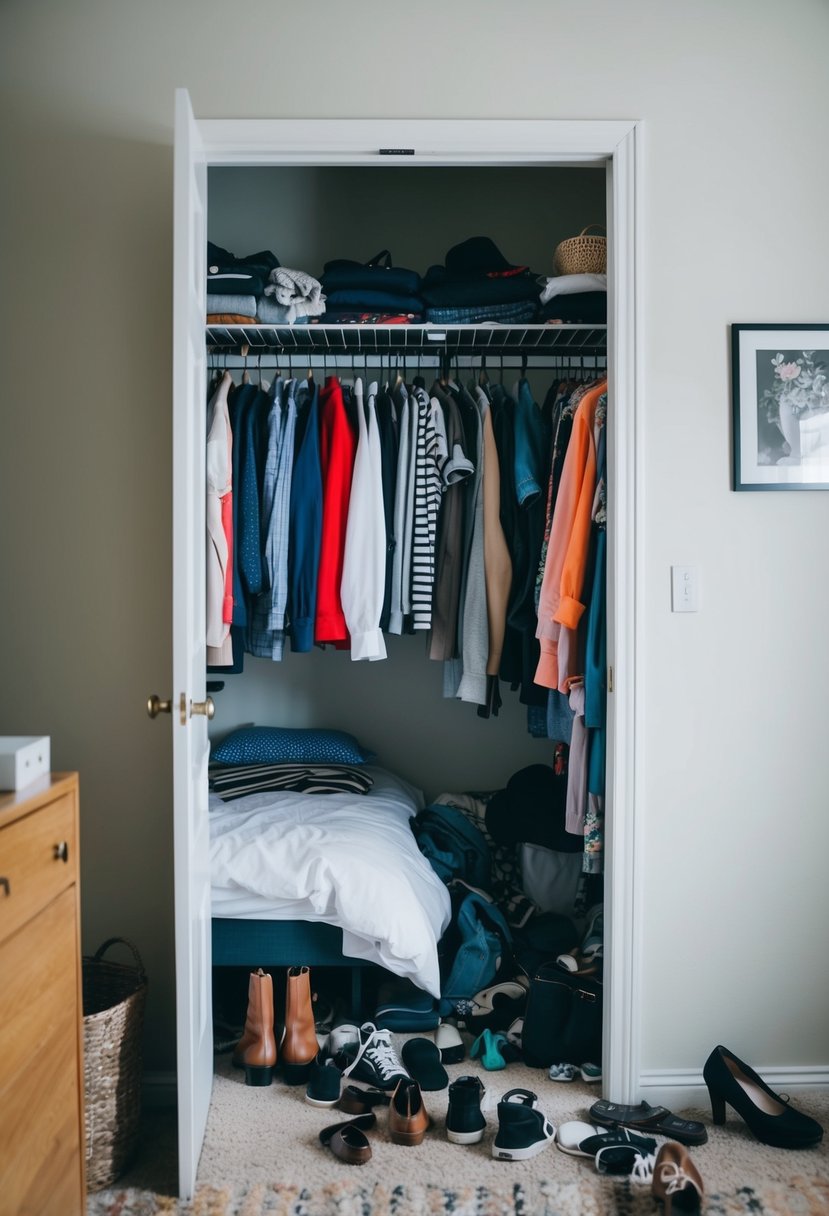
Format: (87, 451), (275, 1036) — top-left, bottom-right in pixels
(537, 272), (607, 324)
(205, 237), (609, 330)
(206, 242), (326, 326)
(421, 237), (540, 325)
(207, 242), (281, 322)
(319, 251), (423, 324)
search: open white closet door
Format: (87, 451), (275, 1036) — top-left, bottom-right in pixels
(172, 86), (212, 1200)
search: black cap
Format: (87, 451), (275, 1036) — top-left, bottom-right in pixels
(445, 236), (528, 278)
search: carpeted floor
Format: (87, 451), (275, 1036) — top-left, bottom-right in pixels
(88, 1043), (829, 1215)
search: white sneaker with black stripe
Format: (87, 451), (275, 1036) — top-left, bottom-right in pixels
(335, 1021), (410, 1091)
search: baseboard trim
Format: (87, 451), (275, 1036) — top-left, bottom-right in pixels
(142, 1070), (177, 1110)
(639, 1065), (829, 1111)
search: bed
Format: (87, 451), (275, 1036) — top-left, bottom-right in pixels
(209, 765), (452, 1007)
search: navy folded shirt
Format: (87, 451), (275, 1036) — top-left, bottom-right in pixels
(207, 241), (280, 298)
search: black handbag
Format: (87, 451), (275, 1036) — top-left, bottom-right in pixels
(521, 962), (602, 1069)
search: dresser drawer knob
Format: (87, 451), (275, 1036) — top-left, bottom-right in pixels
(0, 877), (9, 895)
(54, 841), (69, 863)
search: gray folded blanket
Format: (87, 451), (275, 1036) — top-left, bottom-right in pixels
(264, 267), (326, 319)
(257, 297), (317, 325)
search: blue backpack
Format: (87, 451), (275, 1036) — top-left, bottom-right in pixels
(439, 882), (513, 1016)
(413, 802), (491, 890)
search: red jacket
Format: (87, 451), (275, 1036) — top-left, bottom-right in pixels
(315, 378), (357, 645)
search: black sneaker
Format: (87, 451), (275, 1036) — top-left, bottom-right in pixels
(334, 1021), (409, 1091)
(446, 1075), (487, 1144)
(492, 1088), (556, 1161)
(304, 1055), (342, 1108)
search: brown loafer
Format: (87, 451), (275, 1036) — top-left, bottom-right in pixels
(388, 1078), (431, 1146)
(338, 1085), (390, 1115)
(319, 1113), (375, 1165)
(651, 1141), (704, 1214)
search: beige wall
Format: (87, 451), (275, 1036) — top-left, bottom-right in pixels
(1, 0), (828, 1076)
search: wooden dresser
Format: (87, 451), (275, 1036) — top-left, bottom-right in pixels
(0, 773), (85, 1216)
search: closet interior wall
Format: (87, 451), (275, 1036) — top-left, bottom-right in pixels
(206, 164), (606, 798)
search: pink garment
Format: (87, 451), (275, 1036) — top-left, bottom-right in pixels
(565, 684), (588, 835)
(206, 372), (234, 666)
(221, 418), (234, 625)
(220, 495), (233, 624)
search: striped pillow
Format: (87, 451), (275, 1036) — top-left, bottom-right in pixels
(208, 763), (374, 803)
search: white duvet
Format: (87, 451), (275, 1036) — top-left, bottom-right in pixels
(209, 767), (451, 997)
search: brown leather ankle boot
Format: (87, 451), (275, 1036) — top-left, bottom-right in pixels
(232, 968), (276, 1086)
(281, 965), (318, 1085)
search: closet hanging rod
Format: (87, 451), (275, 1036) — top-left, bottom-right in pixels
(205, 322), (607, 358)
(207, 352), (608, 373)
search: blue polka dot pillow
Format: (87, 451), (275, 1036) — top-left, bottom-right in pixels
(211, 726), (373, 767)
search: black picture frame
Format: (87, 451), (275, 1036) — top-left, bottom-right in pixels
(731, 323), (829, 491)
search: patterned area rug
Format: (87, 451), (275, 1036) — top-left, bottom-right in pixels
(88, 1176), (829, 1215)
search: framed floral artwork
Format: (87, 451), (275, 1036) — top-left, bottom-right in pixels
(732, 324), (829, 490)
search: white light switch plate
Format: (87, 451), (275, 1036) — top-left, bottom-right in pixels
(671, 565), (699, 612)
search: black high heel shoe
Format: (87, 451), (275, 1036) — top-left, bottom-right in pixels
(703, 1045), (823, 1149)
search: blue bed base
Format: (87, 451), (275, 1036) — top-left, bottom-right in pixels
(211, 917), (375, 1013)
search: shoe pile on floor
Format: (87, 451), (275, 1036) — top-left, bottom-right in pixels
(224, 965), (823, 1212)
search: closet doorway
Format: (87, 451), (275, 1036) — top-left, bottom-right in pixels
(171, 92), (643, 1199)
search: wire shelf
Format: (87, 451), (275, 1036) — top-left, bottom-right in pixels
(205, 322), (606, 357)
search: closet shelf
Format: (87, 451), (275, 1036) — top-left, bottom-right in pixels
(205, 322), (607, 357)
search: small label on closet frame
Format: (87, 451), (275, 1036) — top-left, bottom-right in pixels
(379, 148), (415, 155)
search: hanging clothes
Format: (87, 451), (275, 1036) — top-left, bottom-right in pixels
(376, 385), (399, 631)
(534, 379), (607, 692)
(428, 381), (474, 658)
(248, 377), (297, 661)
(387, 381), (412, 635)
(411, 386), (448, 632)
(341, 379), (387, 660)
(443, 381), (487, 705)
(288, 377), (323, 653)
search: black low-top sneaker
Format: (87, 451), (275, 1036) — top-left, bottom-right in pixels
(492, 1088), (556, 1161)
(305, 1055), (342, 1108)
(446, 1075), (487, 1144)
(334, 1022), (410, 1091)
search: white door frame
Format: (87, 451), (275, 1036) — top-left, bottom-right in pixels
(173, 90), (213, 1200)
(182, 99), (645, 1106)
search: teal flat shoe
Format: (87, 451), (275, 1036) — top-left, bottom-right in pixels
(470, 1028), (508, 1071)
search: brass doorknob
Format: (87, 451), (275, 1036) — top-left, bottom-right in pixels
(147, 695), (173, 719)
(190, 697), (215, 720)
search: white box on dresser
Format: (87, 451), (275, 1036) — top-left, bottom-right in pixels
(0, 735), (50, 790)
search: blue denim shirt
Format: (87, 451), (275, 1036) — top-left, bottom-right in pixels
(513, 376), (546, 509)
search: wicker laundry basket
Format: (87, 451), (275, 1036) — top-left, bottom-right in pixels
(553, 225), (607, 275)
(82, 937), (148, 1191)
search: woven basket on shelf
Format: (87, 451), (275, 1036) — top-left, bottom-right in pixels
(82, 937), (147, 1191)
(553, 224), (607, 275)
